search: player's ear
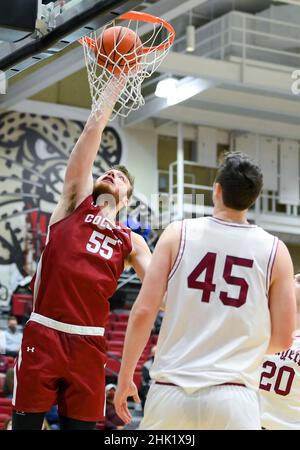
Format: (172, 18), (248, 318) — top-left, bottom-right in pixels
(214, 182), (222, 197)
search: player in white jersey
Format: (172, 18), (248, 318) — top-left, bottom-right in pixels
(114, 152), (296, 430)
(259, 273), (300, 430)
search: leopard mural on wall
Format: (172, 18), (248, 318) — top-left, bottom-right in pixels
(0, 111), (124, 309)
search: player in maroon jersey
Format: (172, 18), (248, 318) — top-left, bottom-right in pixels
(12, 81), (152, 430)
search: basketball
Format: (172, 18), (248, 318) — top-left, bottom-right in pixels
(95, 26), (142, 75)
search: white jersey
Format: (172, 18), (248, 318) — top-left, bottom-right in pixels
(151, 217), (278, 394)
(260, 335), (300, 430)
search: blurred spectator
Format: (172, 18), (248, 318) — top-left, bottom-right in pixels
(0, 330), (5, 354)
(140, 346), (156, 410)
(126, 216), (151, 241)
(12, 276), (33, 326)
(3, 368), (14, 398)
(153, 311), (164, 335)
(3, 417), (12, 430)
(0, 355), (8, 373)
(4, 316), (22, 357)
(105, 384), (125, 430)
(45, 405), (59, 429)
(109, 291), (126, 311)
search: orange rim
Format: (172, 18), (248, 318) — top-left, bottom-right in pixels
(79, 10), (175, 54)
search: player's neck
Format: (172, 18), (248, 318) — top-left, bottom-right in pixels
(96, 203), (117, 223)
(213, 206), (249, 224)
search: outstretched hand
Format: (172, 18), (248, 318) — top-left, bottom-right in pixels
(114, 380), (140, 424)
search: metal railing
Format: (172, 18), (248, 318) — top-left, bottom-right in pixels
(168, 160), (300, 233)
(158, 169), (196, 194)
(173, 11), (300, 69)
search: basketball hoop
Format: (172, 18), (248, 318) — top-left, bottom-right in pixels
(79, 11), (175, 120)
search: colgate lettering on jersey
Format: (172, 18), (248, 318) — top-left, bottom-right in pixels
(85, 213), (122, 230)
(31, 196), (132, 328)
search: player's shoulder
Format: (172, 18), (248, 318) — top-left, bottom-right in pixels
(129, 232), (150, 253)
(163, 217), (209, 239)
(182, 216), (211, 232)
(252, 224), (279, 245)
(130, 231), (145, 245)
(166, 220), (183, 232)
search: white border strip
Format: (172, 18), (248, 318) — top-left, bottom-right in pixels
(29, 313), (105, 336)
(12, 347), (22, 406)
(266, 236), (279, 292)
(168, 220), (186, 281)
(32, 252), (44, 312)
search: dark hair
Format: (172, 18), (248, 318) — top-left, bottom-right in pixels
(111, 165), (135, 199)
(215, 152), (263, 210)
(8, 316), (17, 322)
(3, 368), (14, 397)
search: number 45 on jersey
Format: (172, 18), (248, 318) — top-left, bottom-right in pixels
(188, 252), (254, 308)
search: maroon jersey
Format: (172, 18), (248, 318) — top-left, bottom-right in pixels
(31, 195), (132, 327)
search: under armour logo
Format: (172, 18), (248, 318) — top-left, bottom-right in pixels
(26, 347), (35, 353)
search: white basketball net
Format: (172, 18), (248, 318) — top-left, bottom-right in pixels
(80, 12), (175, 120)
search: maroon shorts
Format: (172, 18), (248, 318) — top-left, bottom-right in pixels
(13, 321), (107, 422)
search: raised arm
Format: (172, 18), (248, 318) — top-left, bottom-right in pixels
(50, 79), (123, 226)
(126, 233), (152, 282)
(114, 221), (181, 423)
(267, 240), (297, 354)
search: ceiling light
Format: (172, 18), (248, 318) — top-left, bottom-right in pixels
(155, 77), (177, 98)
(273, 0), (300, 4)
(186, 25), (195, 52)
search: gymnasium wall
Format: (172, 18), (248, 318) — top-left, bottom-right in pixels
(123, 127), (158, 203)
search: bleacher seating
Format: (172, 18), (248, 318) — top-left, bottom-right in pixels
(133, 372), (142, 390)
(111, 322), (128, 332)
(11, 294), (32, 318)
(109, 331), (126, 341)
(116, 313), (129, 322)
(6, 357), (15, 369)
(123, 303), (132, 310)
(0, 356), (15, 376)
(0, 374), (6, 397)
(108, 312), (118, 322)
(105, 309), (159, 391)
(0, 398), (12, 416)
(107, 350), (122, 359)
(0, 413), (10, 430)
(107, 340), (124, 352)
(106, 358), (121, 375)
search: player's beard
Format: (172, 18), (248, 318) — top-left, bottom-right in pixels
(92, 181), (121, 208)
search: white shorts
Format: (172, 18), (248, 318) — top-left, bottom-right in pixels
(140, 383), (261, 430)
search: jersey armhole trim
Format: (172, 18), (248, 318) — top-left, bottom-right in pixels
(266, 236), (279, 293)
(123, 228), (133, 260)
(168, 220), (186, 281)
